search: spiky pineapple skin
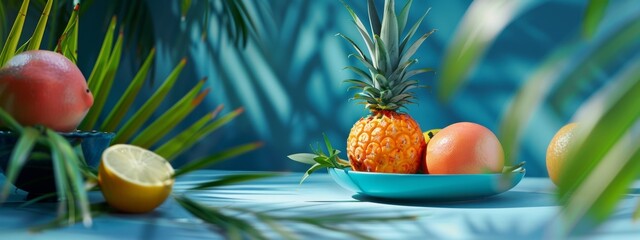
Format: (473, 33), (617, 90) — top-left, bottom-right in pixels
(347, 111), (425, 173)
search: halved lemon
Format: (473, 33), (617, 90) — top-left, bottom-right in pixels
(98, 144), (175, 213)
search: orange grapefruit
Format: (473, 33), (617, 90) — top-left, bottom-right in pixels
(426, 122), (504, 174)
(546, 123), (578, 186)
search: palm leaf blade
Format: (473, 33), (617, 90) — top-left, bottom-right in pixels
(155, 106), (223, 160)
(101, 48), (156, 132)
(82, 31), (124, 130)
(112, 58), (187, 144)
(558, 54), (640, 230)
(582, 0), (609, 39)
(160, 108), (244, 160)
(47, 129), (92, 227)
(0, 128), (39, 202)
(131, 79), (208, 148)
(438, 0), (529, 101)
(85, 17), (116, 92)
(26, 0), (52, 51)
(0, 0), (29, 66)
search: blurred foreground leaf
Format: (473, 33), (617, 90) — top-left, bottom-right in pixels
(582, 0), (609, 39)
(499, 46), (575, 164)
(0, 128), (39, 202)
(558, 53), (640, 232)
(438, 0), (537, 101)
(551, 12), (640, 114)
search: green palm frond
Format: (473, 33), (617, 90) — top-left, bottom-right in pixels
(582, 0), (609, 39)
(53, 3), (79, 62)
(25, 0), (52, 51)
(100, 48), (156, 132)
(0, 0), (29, 65)
(0, 2), (6, 39)
(0, 127), (38, 202)
(557, 54), (640, 229)
(438, 0), (536, 101)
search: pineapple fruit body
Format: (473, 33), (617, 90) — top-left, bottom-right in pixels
(347, 110), (425, 173)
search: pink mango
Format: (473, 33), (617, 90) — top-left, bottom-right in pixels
(0, 50), (94, 132)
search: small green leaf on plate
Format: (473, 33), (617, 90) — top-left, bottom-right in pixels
(287, 153), (319, 165)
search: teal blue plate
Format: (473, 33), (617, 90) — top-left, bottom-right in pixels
(328, 168), (525, 201)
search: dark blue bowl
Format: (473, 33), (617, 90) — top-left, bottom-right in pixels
(0, 130), (115, 197)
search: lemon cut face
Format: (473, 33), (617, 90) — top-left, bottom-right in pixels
(103, 144), (174, 185)
(99, 144), (175, 213)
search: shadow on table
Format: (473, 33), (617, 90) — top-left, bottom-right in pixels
(352, 190), (559, 208)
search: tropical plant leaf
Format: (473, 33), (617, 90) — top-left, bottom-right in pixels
(498, 47), (574, 164)
(172, 142), (263, 178)
(85, 16), (116, 94)
(0, 128), (39, 202)
(289, 134), (349, 184)
(189, 172), (279, 190)
(112, 58), (187, 144)
(582, 0), (609, 39)
(286, 153), (318, 165)
(101, 48), (156, 132)
(131, 79), (208, 148)
(0, 107), (24, 133)
(438, 0), (533, 101)
(54, 3), (80, 63)
(0, 0), (29, 66)
(15, 38), (32, 53)
(0, 1), (6, 40)
(300, 163), (324, 184)
(26, 0), (52, 51)
(224, 0), (256, 48)
(19, 192), (58, 208)
(154, 105), (224, 160)
(557, 54), (640, 231)
(181, 0), (192, 20)
(159, 108), (245, 160)
(82, 30), (123, 130)
(48, 131), (70, 220)
(551, 13), (640, 114)
(47, 129), (92, 227)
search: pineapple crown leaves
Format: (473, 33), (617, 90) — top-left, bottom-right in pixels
(339, 0), (435, 112)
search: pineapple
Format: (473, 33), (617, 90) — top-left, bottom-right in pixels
(340, 0), (434, 173)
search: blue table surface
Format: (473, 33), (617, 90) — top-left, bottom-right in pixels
(1, 170), (639, 239)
